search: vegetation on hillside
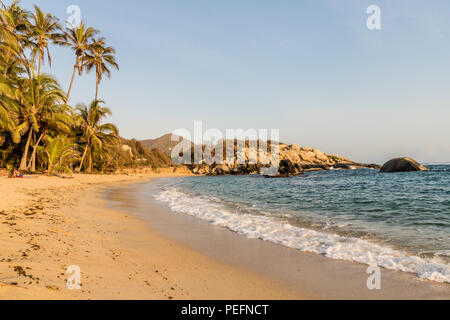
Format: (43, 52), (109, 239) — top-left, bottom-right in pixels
(122, 139), (173, 169)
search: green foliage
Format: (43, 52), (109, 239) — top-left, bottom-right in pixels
(123, 139), (173, 169)
(75, 99), (119, 173)
(38, 135), (79, 175)
(0, 1), (172, 173)
(82, 37), (119, 100)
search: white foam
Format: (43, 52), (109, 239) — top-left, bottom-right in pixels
(423, 162), (450, 165)
(155, 188), (450, 284)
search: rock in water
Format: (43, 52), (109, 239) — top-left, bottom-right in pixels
(380, 157), (428, 173)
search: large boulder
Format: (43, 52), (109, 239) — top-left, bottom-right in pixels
(313, 148), (328, 162)
(278, 160), (303, 176)
(283, 149), (301, 164)
(291, 144), (301, 152)
(380, 157), (428, 173)
(121, 145), (133, 156)
(173, 166), (192, 175)
(299, 150), (317, 162)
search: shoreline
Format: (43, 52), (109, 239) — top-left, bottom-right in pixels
(1, 173), (449, 299)
(0, 173), (303, 299)
(107, 177), (450, 300)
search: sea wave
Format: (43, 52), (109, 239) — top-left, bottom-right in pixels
(155, 187), (450, 284)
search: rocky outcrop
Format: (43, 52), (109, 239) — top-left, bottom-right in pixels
(380, 158), (428, 173)
(121, 145), (133, 157)
(188, 142), (379, 176)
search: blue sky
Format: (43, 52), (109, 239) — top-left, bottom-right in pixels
(18, 0), (450, 163)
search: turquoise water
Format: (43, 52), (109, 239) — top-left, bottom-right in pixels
(155, 165), (450, 282)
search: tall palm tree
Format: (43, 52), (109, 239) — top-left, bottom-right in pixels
(56, 22), (98, 101)
(9, 74), (66, 170)
(83, 38), (118, 100)
(28, 5), (62, 76)
(76, 100), (118, 173)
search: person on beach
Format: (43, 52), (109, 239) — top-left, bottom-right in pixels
(8, 169), (23, 179)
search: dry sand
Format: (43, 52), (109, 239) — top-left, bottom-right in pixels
(0, 172), (303, 300)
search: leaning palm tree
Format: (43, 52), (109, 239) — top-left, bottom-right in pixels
(82, 38), (118, 100)
(10, 74), (66, 171)
(56, 22), (99, 101)
(76, 100), (118, 173)
(28, 5), (63, 76)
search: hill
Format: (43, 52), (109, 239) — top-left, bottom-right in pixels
(118, 138), (173, 170)
(140, 134), (185, 156)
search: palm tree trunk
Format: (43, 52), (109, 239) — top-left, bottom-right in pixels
(31, 132), (36, 171)
(47, 157), (53, 176)
(66, 57), (79, 101)
(88, 147), (93, 174)
(27, 132), (45, 171)
(38, 53), (42, 77)
(19, 128), (33, 171)
(77, 144), (89, 172)
(31, 153), (36, 172)
(95, 78), (99, 101)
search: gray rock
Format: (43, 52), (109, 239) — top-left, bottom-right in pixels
(380, 157), (428, 173)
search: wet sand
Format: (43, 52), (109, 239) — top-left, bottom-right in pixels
(107, 178), (450, 300)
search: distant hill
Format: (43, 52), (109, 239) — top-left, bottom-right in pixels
(141, 134), (193, 157)
(119, 137), (173, 169)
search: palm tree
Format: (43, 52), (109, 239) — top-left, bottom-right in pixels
(76, 100), (118, 173)
(0, 6), (26, 79)
(82, 38), (118, 100)
(0, 0), (34, 79)
(28, 5), (62, 76)
(26, 103), (73, 171)
(56, 22), (99, 101)
(0, 2), (124, 174)
(39, 135), (79, 176)
(10, 74), (66, 171)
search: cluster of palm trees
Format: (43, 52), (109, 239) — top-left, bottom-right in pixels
(0, 0), (119, 174)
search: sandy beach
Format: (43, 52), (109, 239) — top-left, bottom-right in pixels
(0, 172), (303, 300)
(1, 0), (449, 305)
(1, 172), (449, 300)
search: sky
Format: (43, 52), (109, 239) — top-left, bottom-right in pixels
(17, 0), (450, 163)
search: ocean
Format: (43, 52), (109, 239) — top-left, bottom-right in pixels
(154, 165), (450, 283)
